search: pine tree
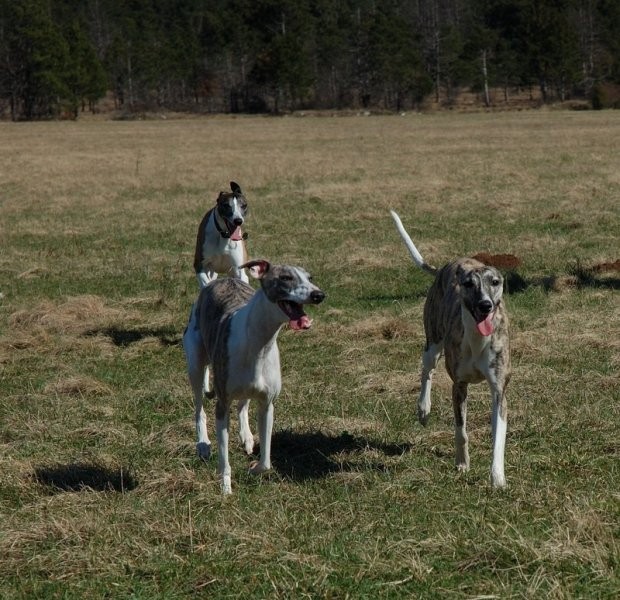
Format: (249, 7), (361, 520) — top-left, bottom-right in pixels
(0, 0), (70, 119)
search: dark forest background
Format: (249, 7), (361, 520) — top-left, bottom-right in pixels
(1, 0), (620, 120)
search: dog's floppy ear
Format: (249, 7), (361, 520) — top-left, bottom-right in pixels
(230, 181), (242, 194)
(241, 259), (270, 279)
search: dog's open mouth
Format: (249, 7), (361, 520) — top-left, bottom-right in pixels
(475, 311), (495, 336)
(278, 301), (312, 330)
(225, 220), (243, 241)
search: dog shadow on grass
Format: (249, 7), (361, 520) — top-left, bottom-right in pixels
(271, 429), (413, 482)
(479, 255), (620, 294)
(33, 462), (138, 494)
(85, 327), (181, 347)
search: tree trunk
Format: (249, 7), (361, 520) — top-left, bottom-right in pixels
(481, 49), (490, 107)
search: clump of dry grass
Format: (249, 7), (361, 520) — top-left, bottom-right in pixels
(7, 295), (134, 335)
(43, 376), (112, 397)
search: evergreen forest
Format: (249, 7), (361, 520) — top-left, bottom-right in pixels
(1, 0), (620, 120)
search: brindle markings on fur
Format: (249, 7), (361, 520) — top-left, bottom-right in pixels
(183, 260), (325, 494)
(390, 211), (511, 488)
(196, 278), (253, 418)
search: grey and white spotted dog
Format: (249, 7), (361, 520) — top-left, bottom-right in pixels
(182, 259), (325, 494)
(193, 181), (249, 288)
(390, 211), (511, 488)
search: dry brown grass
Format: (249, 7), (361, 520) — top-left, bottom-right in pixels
(0, 111), (618, 598)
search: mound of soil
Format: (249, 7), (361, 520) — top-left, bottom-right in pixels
(473, 253), (522, 270)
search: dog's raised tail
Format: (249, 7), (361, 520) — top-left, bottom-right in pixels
(390, 210), (437, 275)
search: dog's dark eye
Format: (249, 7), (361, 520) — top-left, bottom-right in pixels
(491, 279), (501, 286)
(279, 275), (293, 282)
(462, 280), (474, 288)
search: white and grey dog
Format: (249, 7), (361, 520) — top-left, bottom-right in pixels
(390, 211), (511, 488)
(193, 181), (249, 288)
(182, 259), (325, 494)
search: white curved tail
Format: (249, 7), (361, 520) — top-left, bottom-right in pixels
(389, 210), (436, 275)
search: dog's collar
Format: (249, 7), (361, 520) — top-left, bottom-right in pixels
(213, 209), (248, 241)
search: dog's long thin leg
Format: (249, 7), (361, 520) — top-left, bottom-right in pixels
(183, 306), (211, 460)
(234, 265), (249, 284)
(490, 386), (507, 488)
(238, 398), (254, 455)
(249, 398), (273, 474)
(202, 364), (210, 396)
(216, 403), (232, 494)
(419, 342), (442, 425)
(452, 382), (470, 472)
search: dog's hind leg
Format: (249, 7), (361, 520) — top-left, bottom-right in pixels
(237, 398), (255, 455)
(183, 306), (211, 460)
(194, 364), (212, 460)
(490, 386), (508, 488)
(418, 342), (442, 425)
(249, 398), (273, 475)
(452, 381), (470, 473)
(216, 403), (233, 495)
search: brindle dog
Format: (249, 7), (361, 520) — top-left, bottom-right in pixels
(390, 211), (511, 488)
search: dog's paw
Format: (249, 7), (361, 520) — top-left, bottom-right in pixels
(238, 433), (255, 456)
(248, 460), (271, 475)
(417, 409), (430, 426)
(221, 475), (232, 495)
(196, 442), (212, 460)
(491, 471), (506, 489)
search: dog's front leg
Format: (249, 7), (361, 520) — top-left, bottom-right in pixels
(452, 382), (470, 472)
(234, 265), (249, 284)
(490, 386), (508, 488)
(419, 342), (442, 425)
(237, 398), (255, 455)
(249, 398), (273, 474)
(197, 269), (218, 289)
(183, 307), (211, 460)
(215, 403), (232, 494)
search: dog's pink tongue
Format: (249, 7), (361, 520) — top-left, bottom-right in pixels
(230, 227), (243, 241)
(289, 316), (312, 331)
(476, 313), (495, 336)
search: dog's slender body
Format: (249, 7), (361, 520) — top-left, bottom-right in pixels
(391, 210), (511, 488)
(182, 259), (325, 494)
(194, 181), (249, 288)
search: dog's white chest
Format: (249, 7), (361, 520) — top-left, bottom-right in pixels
(202, 235), (243, 269)
(226, 336), (282, 402)
(227, 356), (282, 401)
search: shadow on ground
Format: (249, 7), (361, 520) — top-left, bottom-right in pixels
(33, 462), (138, 493)
(271, 429), (413, 482)
(85, 327), (180, 347)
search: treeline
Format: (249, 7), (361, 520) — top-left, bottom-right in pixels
(1, 0), (620, 120)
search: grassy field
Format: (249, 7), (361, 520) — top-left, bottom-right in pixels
(0, 110), (618, 599)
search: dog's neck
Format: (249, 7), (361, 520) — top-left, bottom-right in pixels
(234, 290), (287, 354)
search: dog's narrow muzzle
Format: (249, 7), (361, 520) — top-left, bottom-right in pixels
(310, 290), (326, 304)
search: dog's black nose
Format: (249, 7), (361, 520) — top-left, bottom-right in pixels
(478, 299), (493, 314)
(310, 290), (326, 304)
(233, 217), (243, 226)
